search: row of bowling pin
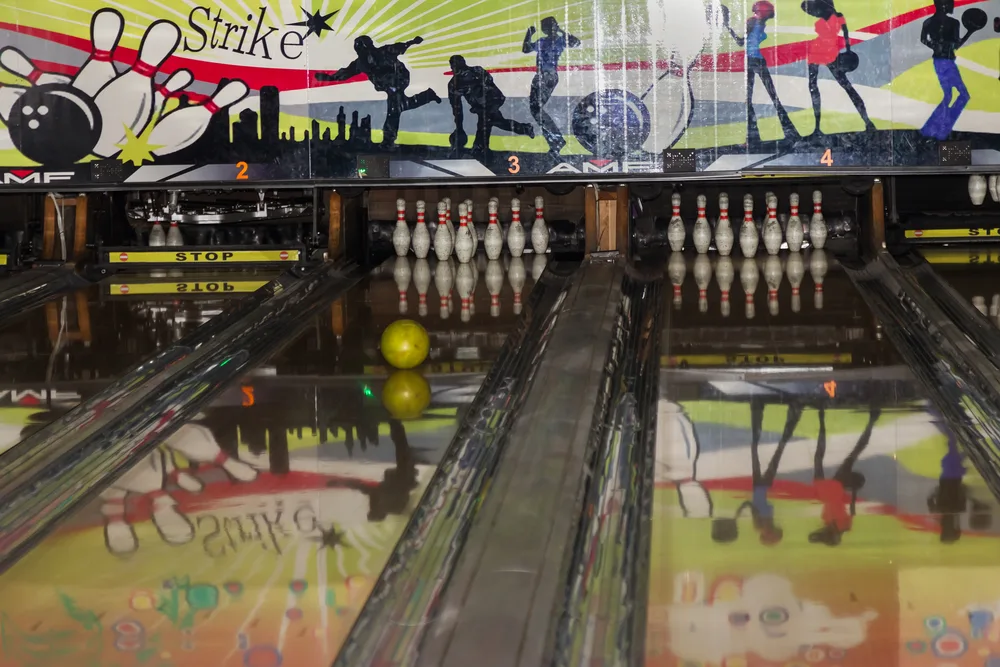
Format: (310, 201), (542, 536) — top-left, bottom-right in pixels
(967, 175), (1000, 206)
(392, 253), (547, 320)
(667, 249), (829, 319)
(148, 219), (184, 246)
(667, 190), (828, 256)
(393, 196), (549, 262)
(0, 12), (248, 158)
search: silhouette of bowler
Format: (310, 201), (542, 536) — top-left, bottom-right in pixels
(522, 17), (580, 155)
(448, 55), (534, 155)
(315, 35), (440, 147)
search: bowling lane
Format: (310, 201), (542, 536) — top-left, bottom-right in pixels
(647, 250), (999, 666)
(0, 254), (542, 667)
(0, 269), (279, 455)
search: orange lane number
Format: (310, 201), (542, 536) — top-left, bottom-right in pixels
(241, 385), (255, 407)
(820, 149), (834, 167)
(508, 155), (520, 174)
(823, 380), (837, 398)
(236, 161), (249, 180)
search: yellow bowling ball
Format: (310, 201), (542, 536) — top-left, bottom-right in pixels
(380, 319), (429, 370)
(382, 370), (431, 420)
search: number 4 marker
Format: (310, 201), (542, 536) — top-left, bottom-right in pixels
(820, 149), (834, 167)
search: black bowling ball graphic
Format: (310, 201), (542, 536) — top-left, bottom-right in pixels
(7, 83), (102, 167)
(571, 89), (651, 157)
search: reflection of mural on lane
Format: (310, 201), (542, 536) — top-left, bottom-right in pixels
(666, 572), (878, 663)
(0, 377), (471, 667)
(648, 379), (1000, 666)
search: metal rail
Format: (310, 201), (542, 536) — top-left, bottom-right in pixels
(549, 270), (664, 667)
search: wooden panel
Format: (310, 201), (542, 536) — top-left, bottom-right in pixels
(42, 195), (56, 261)
(327, 190), (343, 259)
(868, 179), (885, 254)
(584, 184), (598, 254)
(598, 199), (616, 251)
(616, 185), (629, 256)
(73, 195), (88, 259)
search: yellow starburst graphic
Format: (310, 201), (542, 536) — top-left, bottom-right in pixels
(115, 122), (164, 167)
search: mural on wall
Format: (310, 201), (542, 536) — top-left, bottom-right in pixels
(1, 0), (1000, 185)
(648, 379), (1000, 666)
(0, 373), (479, 667)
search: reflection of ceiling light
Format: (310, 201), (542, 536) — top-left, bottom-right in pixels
(248, 366), (277, 376)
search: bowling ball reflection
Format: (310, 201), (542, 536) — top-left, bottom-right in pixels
(382, 370), (431, 420)
(8, 84), (101, 166)
(380, 319), (429, 370)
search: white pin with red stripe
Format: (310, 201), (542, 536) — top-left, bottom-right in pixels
(92, 19), (181, 157)
(150, 79), (249, 156)
(0, 47), (71, 86)
(72, 8), (125, 97)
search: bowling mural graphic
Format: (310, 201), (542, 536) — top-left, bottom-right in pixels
(3, 0), (1000, 185)
(0, 382), (466, 667)
(647, 386), (1000, 666)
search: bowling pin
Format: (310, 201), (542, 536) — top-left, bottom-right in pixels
(0, 84), (25, 123)
(810, 248), (827, 309)
(443, 197), (455, 240)
(162, 449), (203, 493)
(152, 68), (193, 121)
(668, 251), (686, 309)
(741, 257), (758, 319)
(969, 174), (987, 206)
(716, 255), (733, 317)
(394, 255), (411, 314)
(167, 424), (257, 482)
(0, 47), (71, 85)
(486, 259), (504, 317)
(464, 199), (479, 255)
(485, 199), (504, 260)
(973, 295), (988, 316)
(507, 198), (526, 257)
(72, 8), (125, 97)
(150, 79), (249, 156)
(667, 193), (685, 252)
(412, 200), (430, 259)
(454, 202), (475, 263)
(149, 220), (166, 246)
(166, 220), (183, 246)
(693, 254), (711, 313)
(434, 257), (454, 319)
(93, 20), (181, 157)
(764, 255), (782, 316)
(531, 196), (549, 254)
(531, 253), (547, 281)
(456, 263), (474, 323)
(762, 194), (782, 255)
(809, 191), (827, 249)
(100, 488), (137, 554)
(692, 195), (711, 254)
(739, 194), (758, 257)
(991, 175), (999, 203)
(715, 193), (734, 256)
(434, 202), (453, 261)
(413, 258), (430, 317)
(786, 252), (804, 313)
(786, 193), (804, 252)
(392, 198), (410, 257)
(508, 256), (526, 315)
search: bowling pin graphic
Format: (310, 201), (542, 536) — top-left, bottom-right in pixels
(165, 424), (258, 482)
(0, 84), (25, 123)
(92, 19), (182, 158)
(150, 79), (249, 156)
(0, 47), (71, 85)
(153, 69), (194, 122)
(72, 8), (125, 97)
